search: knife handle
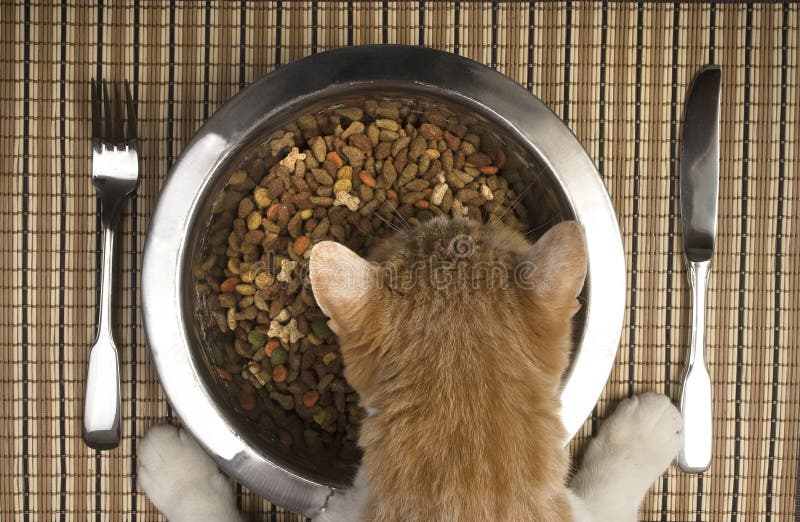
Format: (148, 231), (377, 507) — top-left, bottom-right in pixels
(678, 258), (713, 473)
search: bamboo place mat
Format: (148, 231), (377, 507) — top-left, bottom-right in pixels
(1, 2), (798, 521)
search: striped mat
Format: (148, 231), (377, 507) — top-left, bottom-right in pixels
(1, 2), (797, 521)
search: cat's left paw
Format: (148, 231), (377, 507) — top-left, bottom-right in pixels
(138, 424), (239, 522)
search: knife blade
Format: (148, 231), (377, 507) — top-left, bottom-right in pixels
(678, 65), (721, 473)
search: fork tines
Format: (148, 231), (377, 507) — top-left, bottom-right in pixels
(91, 79), (137, 147)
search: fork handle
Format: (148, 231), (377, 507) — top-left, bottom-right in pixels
(83, 205), (121, 449)
(83, 338), (121, 449)
(97, 199), (122, 338)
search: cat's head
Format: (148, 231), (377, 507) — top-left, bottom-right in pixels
(309, 217), (587, 408)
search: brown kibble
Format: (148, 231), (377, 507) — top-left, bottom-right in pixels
(424, 148), (441, 160)
(404, 178), (429, 192)
(495, 149), (507, 169)
(374, 118), (400, 132)
(322, 159), (338, 177)
(414, 199), (430, 209)
(229, 169), (248, 186)
(287, 211), (303, 238)
(294, 235), (311, 255)
(303, 390), (321, 408)
(394, 148), (409, 173)
(238, 390), (256, 411)
(310, 196), (334, 207)
(447, 121), (468, 138)
(232, 218), (246, 235)
(311, 168), (334, 186)
(301, 350), (316, 369)
(273, 364), (288, 383)
(341, 121), (365, 140)
(456, 188), (481, 202)
(348, 133), (372, 153)
(443, 131), (461, 151)
(310, 218), (331, 239)
(359, 170), (377, 188)
(205, 275), (220, 293)
(276, 203), (290, 228)
(398, 163), (419, 186)
(326, 151), (344, 169)
(266, 203), (281, 221)
(244, 230), (264, 244)
(382, 160), (398, 185)
(301, 368), (318, 385)
(409, 135), (426, 160)
(341, 145), (365, 165)
(359, 184), (374, 203)
(366, 122), (380, 144)
(309, 136), (327, 163)
(220, 277), (239, 293)
(379, 129), (399, 141)
(267, 178), (284, 199)
(466, 152), (492, 167)
(391, 136), (412, 158)
(480, 165), (499, 175)
(386, 189), (398, 201)
(400, 191), (425, 205)
(235, 283), (256, 296)
(374, 141), (392, 160)
(238, 197), (255, 218)
(453, 150), (465, 170)
(261, 232), (280, 252)
(419, 122), (443, 140)
(291, 192), (312, 211)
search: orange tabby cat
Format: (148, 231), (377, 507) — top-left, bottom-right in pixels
(310, 217), (584, 521)
(139, 217), (682, 522)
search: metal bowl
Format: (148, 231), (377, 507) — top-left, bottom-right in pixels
(142, 45), (625, 517)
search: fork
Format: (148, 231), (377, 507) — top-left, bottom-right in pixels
(83, 79), (139, 450)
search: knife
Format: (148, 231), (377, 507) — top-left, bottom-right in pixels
(678, 65), (721, 473)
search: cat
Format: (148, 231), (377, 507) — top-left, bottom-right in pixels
(139, 217), (682, 522)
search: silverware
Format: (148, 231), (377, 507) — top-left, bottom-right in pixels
(678, 65), (721, 473)
(83, 79), (139, 450)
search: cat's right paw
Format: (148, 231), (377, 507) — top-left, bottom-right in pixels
(570, 394), (682, 522)
(138, 424), (241, 522)
(599, 393), (682, 465)
(590, 393), (682, 484)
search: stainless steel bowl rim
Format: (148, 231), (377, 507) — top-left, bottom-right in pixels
(142, 45), (625, 517)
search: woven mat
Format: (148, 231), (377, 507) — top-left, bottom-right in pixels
(2, 2), (798, 521)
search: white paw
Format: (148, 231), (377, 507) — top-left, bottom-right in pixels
(593, 393), (683, 480)
(570, 394), (682, 521)
(139, 424), (240, 522)
(315, 468), (371, 522)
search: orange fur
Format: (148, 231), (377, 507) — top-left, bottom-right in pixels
(310, 217), (587, 521)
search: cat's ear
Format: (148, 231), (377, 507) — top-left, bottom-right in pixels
(309, 241), (378, 333)
(522, 221), (587, 315)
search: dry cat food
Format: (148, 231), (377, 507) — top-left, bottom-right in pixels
(193, 99), (531, 464)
